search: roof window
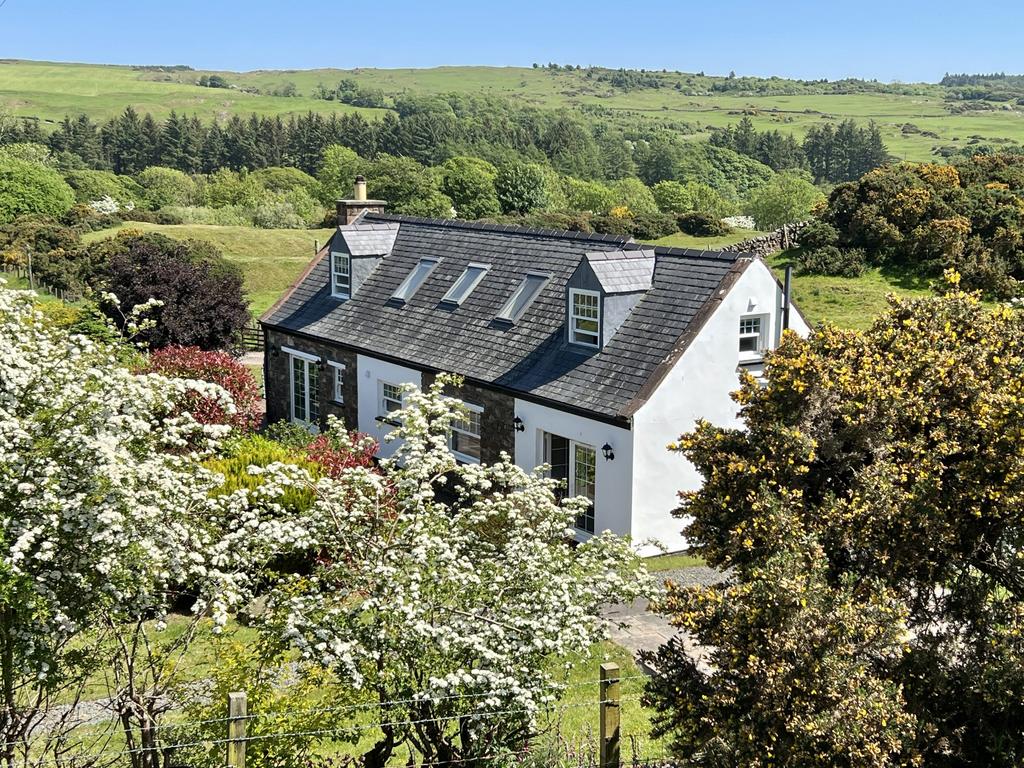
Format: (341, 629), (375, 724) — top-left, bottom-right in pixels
(390, 258), (439, 303)
(441, 263), (489, 306)
(496, 272), (550, 323)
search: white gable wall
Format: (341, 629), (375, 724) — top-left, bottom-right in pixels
(356, 354), (422, 459)
(513, 398), (633, 541)
(630, 260), (810, 554)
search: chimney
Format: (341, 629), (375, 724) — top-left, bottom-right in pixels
(336, 175), (386, 225)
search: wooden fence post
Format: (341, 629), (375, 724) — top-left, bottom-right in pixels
(227, 691), (248, 768)
(600, 663), (620, 768)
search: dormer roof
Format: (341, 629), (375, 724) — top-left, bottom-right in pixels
(584, 249), (656, 294)
(334, 221), (399, 257)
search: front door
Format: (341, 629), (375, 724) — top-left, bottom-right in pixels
(289, 354), (320, 428)
(543, 432), (596, 534)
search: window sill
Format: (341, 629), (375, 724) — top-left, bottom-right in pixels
(738, 354), (764, 366)
(452, 452), (481, 465)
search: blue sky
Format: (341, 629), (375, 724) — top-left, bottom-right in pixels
(2, 0), (1022, 82)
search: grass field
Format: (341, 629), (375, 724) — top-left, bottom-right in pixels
(4, 59), (1024, 161)
(82, 223), (333, 318)
(766, 252), (934, 330)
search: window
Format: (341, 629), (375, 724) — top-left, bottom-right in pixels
(543, 432), (596, 534)
(573, 444), (597, 533)
(328, 361), (345, 404)
(569, 289), (600, 347)
(379, 381), (403, 420)
(286, 348), (320, 428)
(449, 401), (483, 464)
(391, 258), (439, 303)
(739, 314), (767, 358)
(331, 252), (351, 298)
(441, 263), (489, 306)
(496, 272), (550, 323)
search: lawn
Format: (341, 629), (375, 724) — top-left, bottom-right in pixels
(649, 227), (763, 250)
(59, 615), (662, 764)
(766, 251), (934, 330)
(82, 223), (333, 318)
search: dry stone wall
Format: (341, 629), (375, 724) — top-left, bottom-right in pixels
(720, 221), (810, 258)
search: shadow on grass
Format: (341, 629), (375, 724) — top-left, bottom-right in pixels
(877, 262), (936, 292)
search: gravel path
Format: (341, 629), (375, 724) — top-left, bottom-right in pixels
(601, 564), (728, 673)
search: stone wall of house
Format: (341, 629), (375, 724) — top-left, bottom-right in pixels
(423, 372), (516, 464)
(263, 327), (359, 431)
(720, 221), (810, 258)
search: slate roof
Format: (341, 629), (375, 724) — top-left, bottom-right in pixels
(586, 249), (656, 294)
(335, 221), (399, 256)
(262, 213), (749, 422)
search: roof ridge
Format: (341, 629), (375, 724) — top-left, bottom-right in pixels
(651, 245), (746, 262)
(363, 212), (632, 245)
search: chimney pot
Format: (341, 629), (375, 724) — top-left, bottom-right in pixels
(354, 175), (367, 202)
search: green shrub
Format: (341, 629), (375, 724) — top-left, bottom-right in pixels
(677, 212), (732, 237)
(797, 220), (839, 250)
(250, 166), (320, 196)
(0, 158), (75, 224)
(205, 434), (320, 513)
(136, 166), (197, 210)
(591, 215), (634, 236)
(120, 207), (185, 225)
(630, 211), (679, 240)
(158, 206), (250, 226)
(263, 420), (318, 450)
(63, 170), (140, 207)
(796, 246), (868, 277)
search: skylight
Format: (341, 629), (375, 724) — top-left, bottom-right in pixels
(441, 263), (489, 306)
(495, 272), (550, 323)
(390, 258), (439, 303)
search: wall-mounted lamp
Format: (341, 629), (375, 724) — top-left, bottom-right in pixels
(602, 442), (615, 461)
(513, 416), (525, 432)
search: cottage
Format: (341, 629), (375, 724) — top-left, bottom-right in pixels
(260, 181), (809, 552)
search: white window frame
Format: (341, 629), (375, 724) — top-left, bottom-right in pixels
(496, 272), (550, 323)
(441, 263), (490, 306)
(284, 346), (320, 430)
(739, 313), (769, 361)
(542, 432), (597, 534)
(571, 442), (597, 533)
(378, 380), (404, 423)
(331, 251), (351, 299)
(391, 258), (439, 303)
(448, 400), (483, 465)
(569, 288), (601, 348)
(328, 361), (345, 404)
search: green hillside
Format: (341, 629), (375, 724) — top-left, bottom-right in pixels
(4, 59), (1024, 162)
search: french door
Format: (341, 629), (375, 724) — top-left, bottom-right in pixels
(289, 352), (320, 428)
(543, 432), (596, 533)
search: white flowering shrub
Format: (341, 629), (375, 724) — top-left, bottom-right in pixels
(0, 282), (296, 764)
(88, 195), (121, 215)
(253, 376), (653, 766)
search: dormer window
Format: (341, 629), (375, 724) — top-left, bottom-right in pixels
(569, 289), (600, 348)
(739, 314), (768, 360)
(391, 258), (439, 303)
(331, 252), (351, 298)
(441, 263), (489, 306)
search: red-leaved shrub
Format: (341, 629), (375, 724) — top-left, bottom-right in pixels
(143, 345), (262, 432)
(305, 430), (378, 477)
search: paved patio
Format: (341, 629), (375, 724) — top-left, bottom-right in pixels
(601, 565), (727, 673)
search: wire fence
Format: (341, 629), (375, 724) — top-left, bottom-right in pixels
(9, 667), (669, 768)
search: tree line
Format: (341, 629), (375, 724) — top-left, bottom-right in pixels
(710, 116), (889, 183)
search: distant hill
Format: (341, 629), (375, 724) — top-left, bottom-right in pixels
(2, 60), (1023, 162)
